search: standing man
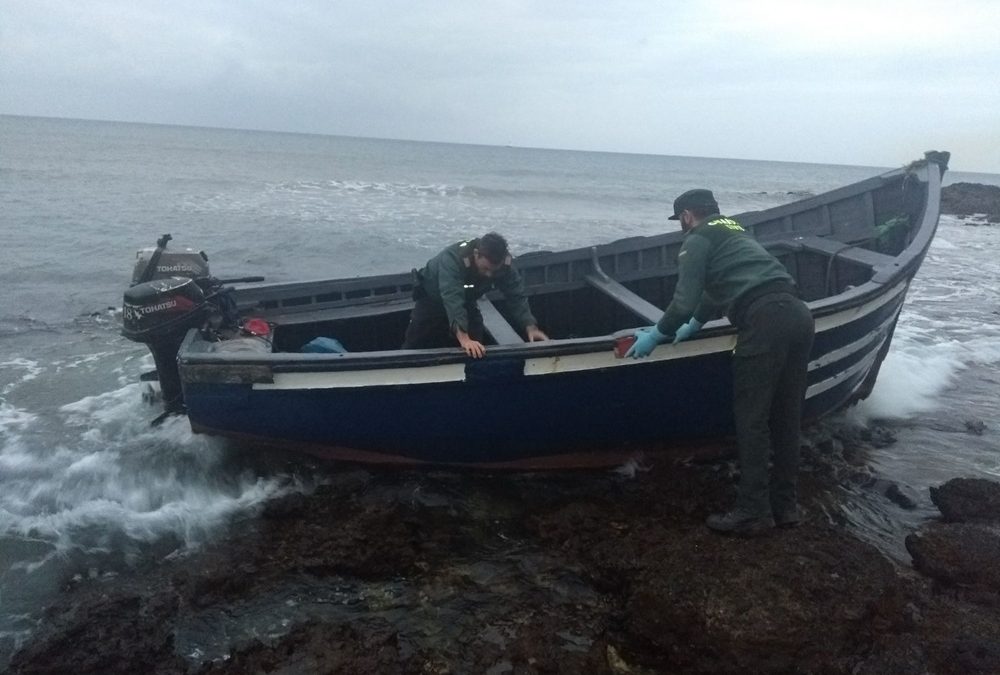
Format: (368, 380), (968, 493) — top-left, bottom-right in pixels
(627, 189), (815, 535)
(403, 232), (548, 358)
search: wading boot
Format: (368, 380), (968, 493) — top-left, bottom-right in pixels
(773, 505), (803, 529)
(705, 508), (775, 536)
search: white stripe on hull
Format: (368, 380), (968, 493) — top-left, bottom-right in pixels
(808, 301), (902, 372)
(806, 334), (887, 399)
(254, 363), (467, 390)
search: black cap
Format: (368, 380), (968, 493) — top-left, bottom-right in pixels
(668, 188), (719, 220)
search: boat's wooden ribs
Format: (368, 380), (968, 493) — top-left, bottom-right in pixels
(476, 297), (525, 344)
(584, 273), (663, 324)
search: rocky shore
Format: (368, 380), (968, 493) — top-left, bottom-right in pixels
(7, 425), (1000, 675)
(941, 182), (1000, 223)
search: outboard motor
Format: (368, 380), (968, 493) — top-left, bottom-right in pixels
(121, 234), (214, 415)
(122, 234), (265, 420)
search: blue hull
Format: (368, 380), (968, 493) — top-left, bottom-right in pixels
(182, 281), (907, 465)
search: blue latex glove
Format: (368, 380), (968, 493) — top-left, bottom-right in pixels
(626, 326), (668, 358)
(673, 318), (703, 344)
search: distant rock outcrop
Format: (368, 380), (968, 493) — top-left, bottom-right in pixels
(940, 182), (1000, 223)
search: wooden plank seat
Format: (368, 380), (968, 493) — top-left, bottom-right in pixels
(788, 235), (898, 268)
(476, 297), (524, 344)
(584, 272), (663, 324)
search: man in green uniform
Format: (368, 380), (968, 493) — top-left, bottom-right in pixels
(402, 232), (548, 358)
(627, 189), (815, 535)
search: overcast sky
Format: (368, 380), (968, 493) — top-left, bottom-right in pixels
(3, 0), (998, 173)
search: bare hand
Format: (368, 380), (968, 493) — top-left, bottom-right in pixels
(525, 325), (549, 342)
(456, 330), (487, 358)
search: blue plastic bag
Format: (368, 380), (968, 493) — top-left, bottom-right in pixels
(301, 337), (348, 354)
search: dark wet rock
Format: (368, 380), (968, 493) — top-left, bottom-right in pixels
(9, 446), (1000, 674)
(887, 477), (1000, 673)
(964, 418), (988, 435)
(885, 482), (919, 510)
(263, 492), (426, 580)
(916, 593), (1000, 675)
(905, 523), (1000, 591)
(946, 638), (1000, 674)
(815, 435), (842, 455)
(624, 527), (903, 674)
(259, 491), (308, 519)
(941, 182), (1000, 223)
(192, 620), (407, 675)
(930, 477), (1000, 522)
(860, 424), (897, 448)
(851, 635), (927, 675)
(7, 591), (186, 675)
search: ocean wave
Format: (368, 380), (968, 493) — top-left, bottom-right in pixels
(268, 179), (468, 198)
(0, 403), (37, 435)
(0, 316), (57, 338)
(1, 359), (44, 397)
(854, 343), (965, 421)
(0, 384), (301, 555)
(0, 474), (291, 551)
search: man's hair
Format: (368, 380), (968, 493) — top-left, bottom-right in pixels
(478, 232), (509, 265)
(688, 205), (720, 220)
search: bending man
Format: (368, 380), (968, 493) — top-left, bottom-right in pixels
(403, 232), (548, 358)
(627, 189), (815, 535)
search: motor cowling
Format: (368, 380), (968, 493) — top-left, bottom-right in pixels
(131, 246), (210, 285)
(122, 276), (208, 343)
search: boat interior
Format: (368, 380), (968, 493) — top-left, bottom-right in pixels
(227, 170), (929, 355)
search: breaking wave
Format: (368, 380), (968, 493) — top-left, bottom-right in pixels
(269, 179), (468, 197)
(0, 383), (300, 555)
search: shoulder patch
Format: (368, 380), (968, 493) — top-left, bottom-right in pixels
(710, 217), (744, 232)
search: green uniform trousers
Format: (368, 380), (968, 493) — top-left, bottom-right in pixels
(732, 291), (815, 516)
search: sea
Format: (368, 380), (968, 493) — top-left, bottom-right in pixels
(1, 114), (999, 666)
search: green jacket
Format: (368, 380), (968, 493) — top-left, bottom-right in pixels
(416, 239), (537, 334)
(655, 215), (794, 336)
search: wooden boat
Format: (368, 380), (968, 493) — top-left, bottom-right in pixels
(122, 151), (949, 467)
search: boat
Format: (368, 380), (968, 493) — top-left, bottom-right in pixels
(121, 151), (949, 468)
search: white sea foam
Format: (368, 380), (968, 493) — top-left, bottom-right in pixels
(4, 476), (287, 551)
(52, 350), (122, 373)
(0, 403), (37, 434)
(853, 345), (964, 420)
(853, 323), (1000, 422)
(612, 455), (652, 478)
(1, 359), (44, 395)
(60, 383), (151, 429)
(0, 383), (301, 555)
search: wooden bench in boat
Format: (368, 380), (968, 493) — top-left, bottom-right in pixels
(785, 235), (899, 268)
(584, 272), (663, 324)
(476, 297), (524, 344)
(578, 235), (901, 322)
(583, 247), (664, 324)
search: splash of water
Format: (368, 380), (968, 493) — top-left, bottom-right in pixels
(1, 383), (300, 554)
